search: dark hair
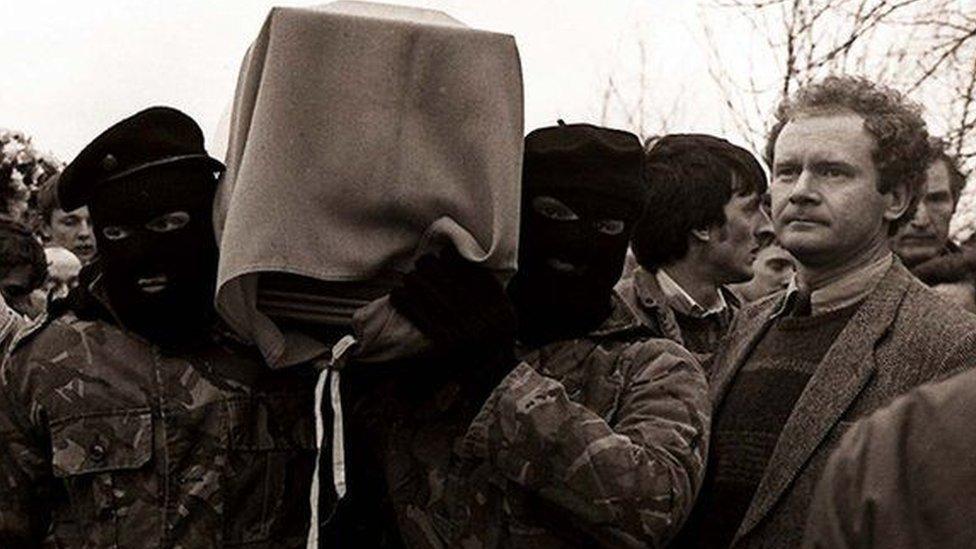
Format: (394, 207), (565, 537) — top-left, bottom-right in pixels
(765, 75), (931, 235)
(631, 134), (767, 270)
(0, 219), (47, 292)
(928, 137), (967, 206)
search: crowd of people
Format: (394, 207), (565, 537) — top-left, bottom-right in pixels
(1, 3), (976, 548)
(0, 133), (93, 335)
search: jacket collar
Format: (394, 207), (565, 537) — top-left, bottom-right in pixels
(773, 252), (892, 318)
(655, 268), (729, 318)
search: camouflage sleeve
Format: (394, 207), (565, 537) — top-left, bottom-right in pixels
(0, 354), (53, 545)
(460, 339), (709, 548)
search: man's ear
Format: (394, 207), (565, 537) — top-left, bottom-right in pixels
(882, 179), (912, 222)
(690, 227), (711, 243)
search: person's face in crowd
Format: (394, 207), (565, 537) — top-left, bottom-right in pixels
(44, 206), (96, 264)
(703, 189), (771, 284)
(890, 159), (955, 266)
(89, 164), (218, 344)
(5, 175), (30, 223)
(42, 246), (82, 301)
(1, 264), (45, 318)
(742, 244), (796, 301)
(771, 112), (908, 271)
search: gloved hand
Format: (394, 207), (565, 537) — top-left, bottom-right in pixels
(389, 246), (517, 357)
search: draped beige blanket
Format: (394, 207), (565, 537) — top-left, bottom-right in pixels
(214, 1), (524, 368)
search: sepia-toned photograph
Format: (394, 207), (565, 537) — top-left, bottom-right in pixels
(2, 1), (975, 547)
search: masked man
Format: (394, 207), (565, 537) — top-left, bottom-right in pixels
(387, 124), (710, 547)
(0, 107), (317, 547)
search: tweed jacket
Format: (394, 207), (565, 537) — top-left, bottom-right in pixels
(706, 259), (976, 548)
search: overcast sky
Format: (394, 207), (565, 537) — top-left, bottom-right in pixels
(3, 0), (748, 161)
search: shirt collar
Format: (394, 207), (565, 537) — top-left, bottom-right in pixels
(774, 252), (893, 318)
(655, 268), (728, 318)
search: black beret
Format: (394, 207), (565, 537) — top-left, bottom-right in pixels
(522, 123), (645, 206)
(58, 106), (225, 211)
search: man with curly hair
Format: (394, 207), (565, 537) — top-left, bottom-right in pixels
(676, 76), (976, 548)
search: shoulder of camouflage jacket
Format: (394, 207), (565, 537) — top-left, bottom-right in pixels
(5, 311), (57, 358)
(8, 311), (91, 355)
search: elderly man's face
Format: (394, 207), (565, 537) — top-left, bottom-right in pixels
(890, 159), (954, 266)
(771, 113), (905, 271)
(45, 206), (96, 264)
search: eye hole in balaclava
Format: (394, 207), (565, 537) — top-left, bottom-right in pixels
(528, 195), (628, 275)
(88, 163), (219, 347)
(510, 124), (646, 345)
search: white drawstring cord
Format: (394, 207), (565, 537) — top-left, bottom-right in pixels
(307, 334), (357, 549)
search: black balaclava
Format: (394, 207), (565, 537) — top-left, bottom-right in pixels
(509, 124), (646, 345)
(88, 163), (219, 349)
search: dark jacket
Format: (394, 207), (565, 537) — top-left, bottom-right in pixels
(804, 366), (976, 549)
(706, 260), (976, 548)
(909, 241), (976, 286)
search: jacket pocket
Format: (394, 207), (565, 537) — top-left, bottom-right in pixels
(222, 393), (317, 545)
(49, 409), (157, 548)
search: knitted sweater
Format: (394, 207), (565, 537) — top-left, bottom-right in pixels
(678, 303), (859, 547)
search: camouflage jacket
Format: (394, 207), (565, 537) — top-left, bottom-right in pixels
(410, 295), (711, 548)
(0, 304), (318, 547)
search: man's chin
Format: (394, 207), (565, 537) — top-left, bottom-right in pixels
(73, 247), (97, 264)
(893, 244), (940, 267)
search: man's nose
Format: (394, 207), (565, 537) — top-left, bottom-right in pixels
(788, 170), (820, 206)
(78, 220), (93, 239)
(755, 207), (773, 238)
(910, 203), (931, 229)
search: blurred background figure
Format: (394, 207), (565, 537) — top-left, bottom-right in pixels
(0, 218), (48, 319)
(890, 139), (975, 311)
(41, 245), (81, 302)
(890, 139), (964, 268)
(36, 174), (96, 264)
(0, 164), (32, 224)
(0, 129), (62, 227)
(730, 241), (796, 303)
